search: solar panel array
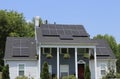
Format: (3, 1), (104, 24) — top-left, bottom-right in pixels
(41, 24), (89, 40)
(96, 48), (110, 56)
(12, 39), (29, 57)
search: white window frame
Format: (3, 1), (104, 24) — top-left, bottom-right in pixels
(60, 65), (69, 77)
(101, 64), (106, 76)
(18, 63), (25, 76)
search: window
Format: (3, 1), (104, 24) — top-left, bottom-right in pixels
(19, 64), (24, 76)
(101, 64), (106, 75)
(42, 48), (52, 54)
(60, 65), (69, 77)
(48, 65), (52, 75)
(60, 48), (68, 54)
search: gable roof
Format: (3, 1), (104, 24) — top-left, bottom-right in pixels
(4, 37), (37, 60)
(36, 24), (94, 45)
(92, 39), (116, 59)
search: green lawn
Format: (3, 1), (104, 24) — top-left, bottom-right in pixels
(0, 72), (2, 79)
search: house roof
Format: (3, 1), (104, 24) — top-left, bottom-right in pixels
(92, 39), (116, 59)
(4, 24), (116, 60)
(36, 24), (95, 45)
(4, 37), (37, 60)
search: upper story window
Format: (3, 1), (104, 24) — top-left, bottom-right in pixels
(60, 48), (69, 54)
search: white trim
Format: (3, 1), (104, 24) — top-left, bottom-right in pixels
(75, 47), (78, 78)
(94, 47), (97, 79)
(38, 46), (41, 79)
(57, 47), (60, 79)
(78, 60), (86, 64)
(41, 45), (96, 48)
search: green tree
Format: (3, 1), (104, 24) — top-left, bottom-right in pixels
(0, 10), (43, 71)
(40, 62), (50, 79)
(2, 64), (10, 79)
(84, 64), (91, 79)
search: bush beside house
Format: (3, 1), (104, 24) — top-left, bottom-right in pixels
(0, 72), (2, 79)
(40, 62), (50, 79)
(2, 64), (10, 79)
(84, 64), (91, 79)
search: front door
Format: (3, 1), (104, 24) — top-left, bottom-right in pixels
(78, 64), (84, 79)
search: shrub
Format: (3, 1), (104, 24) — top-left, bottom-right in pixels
(15, 76), (34, 79)
(116, 73), (120, 78)
(15, 76), (29, 79)
(2, 64), (10, 79)
(40, 62), (50, 79)
(84, 64), (91, 79)
(62, 75), (76, 79)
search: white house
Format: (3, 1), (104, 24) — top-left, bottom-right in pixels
(4, 16), (116, 79)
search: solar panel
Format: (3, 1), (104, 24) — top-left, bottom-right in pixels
(13, 39), (20, 47)
(50, 30), (58, 35)
(60, 35), (73, 40)
(57, 29), (65, 35)
(96, 48), (109, 56)
(21, 48), (29, 56)
(64, 30), (72, 35)
(12, 39), (29, 57)
(42, 29), (50, 36)
(13, 48), (20, 56)
(41, 24), (89, 38)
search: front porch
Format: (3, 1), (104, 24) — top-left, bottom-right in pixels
(38, 45), (97, 79)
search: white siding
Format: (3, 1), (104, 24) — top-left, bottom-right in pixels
(6, 60), (38, 79)
(90, 59), (116, 79)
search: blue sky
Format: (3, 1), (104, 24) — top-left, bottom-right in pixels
(0, 0), (120, 43)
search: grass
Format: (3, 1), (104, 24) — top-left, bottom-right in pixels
(0, 72), (2, 79)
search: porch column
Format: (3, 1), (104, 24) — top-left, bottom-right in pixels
(94, 47), (97, 79)
(75, 47), (78, 78)
(57, 47), (60, 79)
(38, 46), (41, 79)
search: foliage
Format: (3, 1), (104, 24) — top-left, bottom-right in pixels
(106, 61), (116, 78)
(15, 76), (30, 79)
(0, 72), (2, 79)
(62, 75), (76, 79)
(46, 53), (53, 59)
(40, 62), (50, 79)
(2, 64), (10, 79)
(84, 53), (89, 58)
(53, 76), (57, 79)
(64, 53), (70, 59)
(116, 73), (120, 78)
(102, 61), (116, 79)
(116, 58), (120, 73)
(84, 64), (91, 79)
